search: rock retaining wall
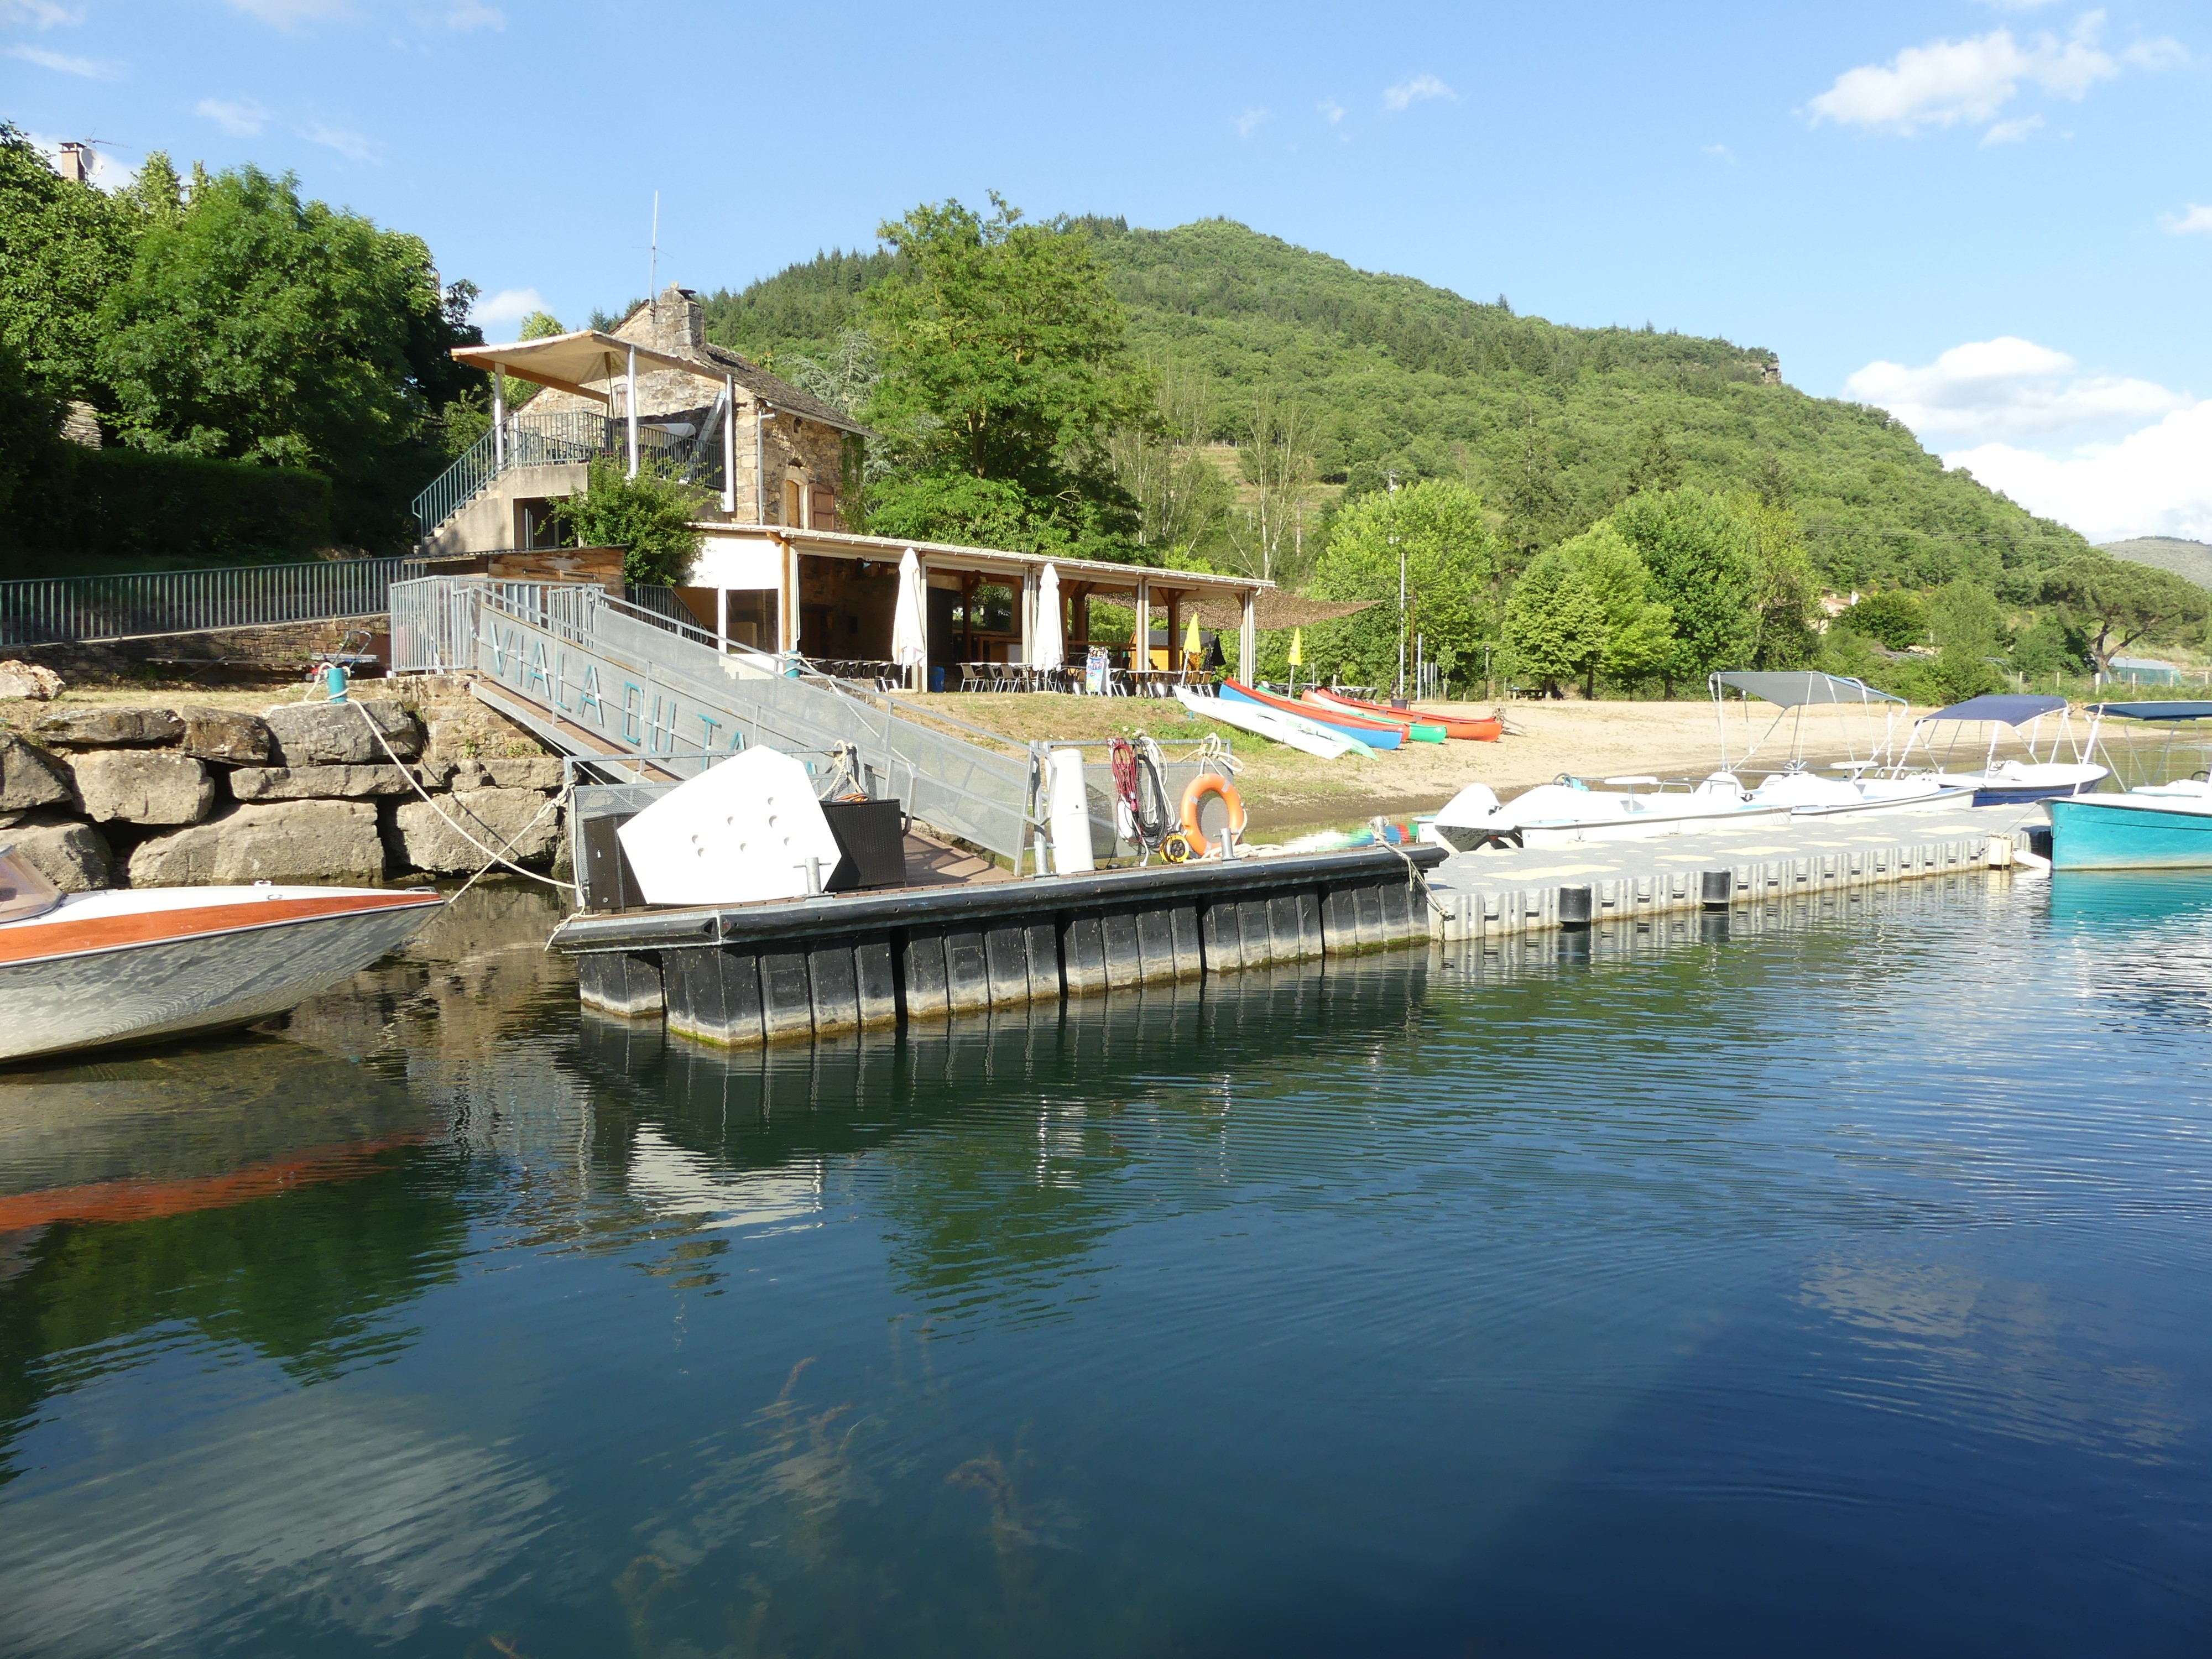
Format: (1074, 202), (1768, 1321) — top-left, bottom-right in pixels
(0, 677), (570, 891)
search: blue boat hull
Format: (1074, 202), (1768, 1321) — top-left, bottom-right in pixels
(2048, 797), (2212, 870)
(1973, 782), (2099, 807)
(1220, 682), (1402, 750)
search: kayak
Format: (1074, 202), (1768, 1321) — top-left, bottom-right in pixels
(1308, 687), (1502, 742)
(1220, 679), (1404, 750)
(1174, 687), (1374, 759)
(1301, 690), (1447, 743)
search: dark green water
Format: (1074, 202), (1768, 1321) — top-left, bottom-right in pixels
(5, 875), (2212, 1656)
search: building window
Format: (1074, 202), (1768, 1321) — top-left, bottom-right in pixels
(726, 590), (779, 651)
(515, 499), (568, 550)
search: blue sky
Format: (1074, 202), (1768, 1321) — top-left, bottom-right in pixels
(6, 0), (2208, 540)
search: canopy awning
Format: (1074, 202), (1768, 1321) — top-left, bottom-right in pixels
(1918, 693), (2069, 726)
(1190, 593), (1376, 630)
(1713, 670), (1903, 708)
(451, 330), (721, 404)
(2088, 701), (2212, 722)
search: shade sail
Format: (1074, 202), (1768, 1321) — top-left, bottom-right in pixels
(451, 330), (715, 399)
(1918, 693), (2068, 726)
(2089, 701), (2212, 722)
(1712, 671), (1903, 708)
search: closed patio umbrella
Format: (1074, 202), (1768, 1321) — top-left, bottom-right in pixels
(891, 547), (928, 689)
(1034, 563), (1065, 672)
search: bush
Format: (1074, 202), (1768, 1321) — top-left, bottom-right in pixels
(1837, 589), (1927, 650)
(552, 458), (708, 586)
(0, 444), (333, 574)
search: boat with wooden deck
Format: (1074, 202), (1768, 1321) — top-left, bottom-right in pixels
(0, 846), (442, 1064)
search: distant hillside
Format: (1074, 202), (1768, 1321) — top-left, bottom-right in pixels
(2100, 536), (2212, 591)
(703, 217), (2093, 592)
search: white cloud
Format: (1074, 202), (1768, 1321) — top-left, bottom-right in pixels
(1383, 71), (1455, 112)
(1317, 98), (1345, 126)
(0, 1), (81, 25)
(1980, 113), (2044, 144)
(2161, 204), (2212, 236)
(1703, 142), (1736, 163)
(471, 286), (547, 336)
(298, 118), (378, 161)
(223, 0), (348, 26)
(194, 96), (270, 137)
(1807, 11), (2182, 139)
(6, 41), (119, 76)
(1844, 336), (2188, 446)
(1233, 106), (1269, 138)
(1947, 404), (2212, 542)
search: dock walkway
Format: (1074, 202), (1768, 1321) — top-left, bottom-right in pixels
(1423, 803), (2046, 940)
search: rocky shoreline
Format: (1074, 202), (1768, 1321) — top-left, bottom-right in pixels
(0, 681), (568, 891)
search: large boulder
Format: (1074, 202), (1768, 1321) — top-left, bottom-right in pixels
(0, 661), (64, 701)
(0, 733), (74, 812)
(230, 764), (421, 801)
(2, 820), (113, 891)
(393, 787), (562, 875)
(71, 750), (216, 826)
(172, 705), (275, 765)
(27, 706), (184, 748)
(127, 800), (385, 886)
(262, 698), (423, 765)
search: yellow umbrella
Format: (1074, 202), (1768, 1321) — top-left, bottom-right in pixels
(1287, 627), (1305, 666)
(1183, 613), (1202, 666)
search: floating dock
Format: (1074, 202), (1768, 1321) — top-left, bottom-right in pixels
(549, 802), (2051, 1050)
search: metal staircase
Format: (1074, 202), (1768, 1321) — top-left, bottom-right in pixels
(411, 411), (714, 540)
(388, 576), (1036, 862)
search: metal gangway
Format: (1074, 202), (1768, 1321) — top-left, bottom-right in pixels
(386, 575), (1036, 863)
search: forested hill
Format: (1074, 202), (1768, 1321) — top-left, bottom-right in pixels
(703, 216), (2091, 595)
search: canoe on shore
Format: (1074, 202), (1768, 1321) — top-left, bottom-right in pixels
(1308, 688), (1502, 742)
(1175, 688), (1374, 759)
(1220, 679), (1404, 750)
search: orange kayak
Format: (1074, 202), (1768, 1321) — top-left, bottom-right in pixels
(1309, 687), (1502, 742)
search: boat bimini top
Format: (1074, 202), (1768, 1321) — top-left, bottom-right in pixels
(2087, 702), (2212, 723)
(1916, 693), (2069, 727)
(1708, 670), (1907, 779)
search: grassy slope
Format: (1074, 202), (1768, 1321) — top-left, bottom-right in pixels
(703, 217), (2093, 596)
(2100, 536), (2212, 592)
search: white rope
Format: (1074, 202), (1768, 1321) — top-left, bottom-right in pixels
(353, 702), (580, 897)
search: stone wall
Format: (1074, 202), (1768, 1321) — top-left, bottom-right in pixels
(12, 614), (387, 681)
(0, 677), (568, 893)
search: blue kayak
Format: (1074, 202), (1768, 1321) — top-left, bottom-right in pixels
(1220, 679), (1404, 750)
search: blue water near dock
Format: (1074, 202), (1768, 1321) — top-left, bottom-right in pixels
(5, 874), (2212, 1655)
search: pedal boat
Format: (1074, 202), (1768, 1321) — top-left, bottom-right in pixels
(0, 846), (442, 1064)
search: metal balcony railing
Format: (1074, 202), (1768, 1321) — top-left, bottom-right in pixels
(411, 408), (716, 539)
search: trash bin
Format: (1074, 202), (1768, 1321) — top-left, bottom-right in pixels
(930, 665), (946, 693)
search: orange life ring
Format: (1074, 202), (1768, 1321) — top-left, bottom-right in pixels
(1180, 773), (1247, 856)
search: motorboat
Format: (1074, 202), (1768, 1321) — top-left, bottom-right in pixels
(1888, 693), (2107, 805)
(1305, 687), (1501, 741)
(1220, 678), (1405, 750)
(1710, 671), (1974, 818)
(0, 845), (444, 1064)
(1428, 774), (1791, 851)
(2048, 701), (2212, 870)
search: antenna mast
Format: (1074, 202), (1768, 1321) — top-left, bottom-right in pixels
(648, 191), (659, 299)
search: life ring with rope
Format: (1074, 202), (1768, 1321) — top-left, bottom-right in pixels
(1180, 772), (1247, 857)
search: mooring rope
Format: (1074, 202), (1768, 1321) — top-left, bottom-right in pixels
(353, 701), (580, 899)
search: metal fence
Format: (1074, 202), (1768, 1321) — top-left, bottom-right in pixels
(0, 556), (423, 648)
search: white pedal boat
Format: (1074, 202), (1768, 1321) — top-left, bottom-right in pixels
(0, 846), (442, 1065)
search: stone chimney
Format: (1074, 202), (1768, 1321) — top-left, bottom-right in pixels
(56, 142), (91, 185)
(651, 285), (706, 351)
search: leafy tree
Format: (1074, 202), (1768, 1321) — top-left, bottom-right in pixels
(1926, 578), (2002, 655)
(1495, 409), (1572, 567)
(1554, 520), (1674, 693)
(2039, 560), (2210, 675)
(1625, 419), (1683, 497)
(1610, 488), (1756, 692)
(1837, 589), (1926, 650)
(0, 336), (59, 524)
(1309, 479), (1497, 688)
(1108, 353), (1233, 569)
(2007, 614), (2087, 681)
(1733, 495), (1820, 669)
(859, 194), (1145, 556)
(1504, 548), (1607, 697)
(552, 458), (707, 585)
(0, 123), (135, 405)
(95, 164), (481, 546)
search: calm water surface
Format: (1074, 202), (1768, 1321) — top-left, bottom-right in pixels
(4, 875), (2212, 1656)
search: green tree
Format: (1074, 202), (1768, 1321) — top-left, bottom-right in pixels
(1504, 547), (1608, 697)
(95, 164), (480, 547)
(552, 458), (707, 585)
(0, 337), (59, 527)
(2038, 560), (2208, 675)
(1926, 578), (2002, 655)
(1625, 419), (1683, 496)
(1609, 488), (1757, 693)
(1495, 409), (1571, 568)
(1733, 494), (1820, 669)
(0, 123), (135, 405)
(1554, 520), (1675, 693)
(860, 194), (1145, 556)
(1837, 589), (1926, 650)
(1309, 479), (1498, 688)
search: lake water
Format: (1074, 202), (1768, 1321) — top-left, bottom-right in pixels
(5, 874), (2212, 1656)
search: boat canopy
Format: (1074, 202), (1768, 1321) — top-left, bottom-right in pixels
(1918, 693), (2068, 726)
(1712, 671), (1902, 708)
(2087, 701), (2212, 722)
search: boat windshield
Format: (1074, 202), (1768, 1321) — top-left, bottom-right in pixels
(0, 845), (64, 924)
